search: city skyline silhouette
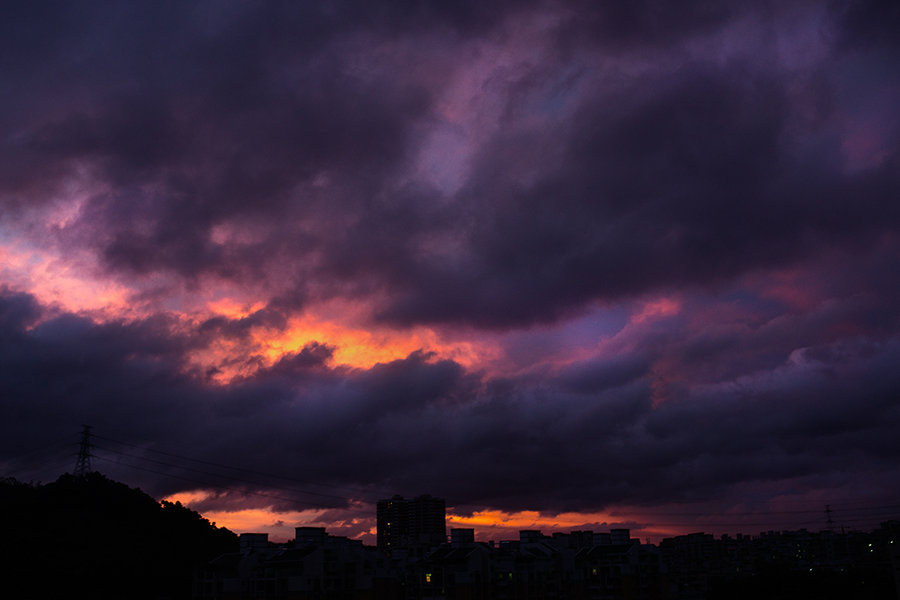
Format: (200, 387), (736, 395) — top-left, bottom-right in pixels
(4, 472), (897, 598)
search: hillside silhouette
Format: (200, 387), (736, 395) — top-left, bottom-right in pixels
(1, 472), (237, 599)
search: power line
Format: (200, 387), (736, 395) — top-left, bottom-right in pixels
(93, 441), (369, 507)
(92, 455), (346, 510)
(12, 456), (78, 483)
(85, 431), (899, 531)
(612, 503), (900, 518)
(92, 433), (393, 499)
(4, 435), (80, 463)
(99, 437), (900, 529)
(633, 514), (898, 529)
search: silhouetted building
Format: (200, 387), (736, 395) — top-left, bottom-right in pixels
(611, 528), (633, 545)
(451, 528), (475, 548)
(295, 526), (326, 547)
(197, 527), (393, 599)
(198, 497), (900, 600)
(198, 522), (900, 600)
(376, 494), (446, 555)
(239, 533), (269, 552)
(520, 530), (546, 544)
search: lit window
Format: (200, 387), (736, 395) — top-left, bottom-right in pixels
(425, 574), (432, 583)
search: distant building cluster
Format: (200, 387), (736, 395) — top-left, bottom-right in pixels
(195, 495), (900, 599)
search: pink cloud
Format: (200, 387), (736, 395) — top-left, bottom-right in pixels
(631, 296), (682, 325)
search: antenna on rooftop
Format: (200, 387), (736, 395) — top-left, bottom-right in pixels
(74, 424), (94, 476)
(825, 504), (835, 532)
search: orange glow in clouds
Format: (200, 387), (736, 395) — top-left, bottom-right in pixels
(447, 508), (698, 544)
(163, 490), (334, 541)
(3, 231), (500, 383)
(163, 490), (377, 543)
(265, 317), (462, 369)
(448, 509), (617, 532)
(194, 298), (499, 383)
(164, 490), (690, 545)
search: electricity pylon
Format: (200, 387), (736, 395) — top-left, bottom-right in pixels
(74, 424), (93, 476)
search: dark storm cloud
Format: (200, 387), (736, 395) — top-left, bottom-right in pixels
(379, 55), (900, 326)
(3, 289), (899, 515)
(838, 0), (900, 53)
(0, 0), (444, 278)
(558, 354), (650, 395)
(0, 0), (532, 204)
(442, 340), (900, 513)
(0, 293), (204, 467)
(640, 340), (900, 498)
(3, 1), (896, 330)
(557, 0), (743, 51)
(198, 308), (289, 341)
(573, 264), (900, 401)
(262, 342), (337, 377)
(0, 287), (42, 332)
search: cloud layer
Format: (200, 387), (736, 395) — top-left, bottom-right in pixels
(2, 0), (899, 540)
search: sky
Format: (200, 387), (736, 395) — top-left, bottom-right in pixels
(2, 0), (899, 545)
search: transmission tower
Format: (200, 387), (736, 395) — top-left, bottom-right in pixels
(74, 425), (94, 476)
(825, 504), (835, 532)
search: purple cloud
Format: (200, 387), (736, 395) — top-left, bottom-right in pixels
(1, 1), (899, 538)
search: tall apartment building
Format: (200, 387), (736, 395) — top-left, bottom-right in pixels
(376, 494), (446, 555)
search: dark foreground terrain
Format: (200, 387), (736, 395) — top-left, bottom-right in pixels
(0, 472), (237, 599)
